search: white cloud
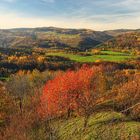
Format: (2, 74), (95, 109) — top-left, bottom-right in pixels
(0, 0), (140, 32)
(0, 11), (140, 31)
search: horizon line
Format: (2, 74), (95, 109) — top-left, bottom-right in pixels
(0, 26), (139, 32)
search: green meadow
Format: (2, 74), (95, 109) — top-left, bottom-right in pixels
(46, 50), (136, 63)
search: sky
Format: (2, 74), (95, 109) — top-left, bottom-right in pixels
(0, 0), (140, 30)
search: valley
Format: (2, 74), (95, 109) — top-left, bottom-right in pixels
(0, 27), (140, 140)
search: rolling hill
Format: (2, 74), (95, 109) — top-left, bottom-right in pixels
(0, 27), (112, 51)
(104, 29), (135, 37)
(0, 27), (140, 51)
(98, 31), (140, 51)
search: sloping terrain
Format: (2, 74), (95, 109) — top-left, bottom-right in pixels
(98, 32), (140, 51)
(0, 27), (112, 50)
(0, 27), (140, 51)
(55, 111), (140, 140)
(104, 29), (135, 37)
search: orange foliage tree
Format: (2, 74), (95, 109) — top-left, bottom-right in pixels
(39, 65), (108, 127)
(115, 74), (140, 119)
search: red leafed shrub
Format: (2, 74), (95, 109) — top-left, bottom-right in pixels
(38, 65), (107, 122)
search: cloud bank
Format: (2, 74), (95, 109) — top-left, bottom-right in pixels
(0, 0), (140, 30)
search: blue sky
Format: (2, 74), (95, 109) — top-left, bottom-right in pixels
(0, 0), (140, 30)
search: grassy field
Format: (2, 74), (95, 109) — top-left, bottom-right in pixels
(46, 50), (136, 63)
(56, 111), (140, 140)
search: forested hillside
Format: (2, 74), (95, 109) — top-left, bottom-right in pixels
(98, 32), (140, 52)
(0, 27), (140, 140)
(0, 27), (112, 50)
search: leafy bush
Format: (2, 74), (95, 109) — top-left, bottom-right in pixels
(115, 74), (140, 119)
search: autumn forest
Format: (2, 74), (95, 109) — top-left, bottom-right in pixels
(0, 27), (140, 140)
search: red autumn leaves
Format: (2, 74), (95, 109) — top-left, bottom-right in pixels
(38, 65), (102, 118)
(38, 65), (140, 120)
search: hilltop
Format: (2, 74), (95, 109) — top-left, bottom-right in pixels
(0, 27), (112, 51)
(0, 27), (140, 51)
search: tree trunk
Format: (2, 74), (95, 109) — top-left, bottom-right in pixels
(84, 114), (90, 128)
(67, 108), (71, 119)
(19, 98), (23, 115)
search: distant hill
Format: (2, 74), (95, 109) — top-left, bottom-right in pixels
(0, 27), (112, 50)
(0, 27), (140, 51)
(104, 29), (135, 37)
(98, 31), (140, 51)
